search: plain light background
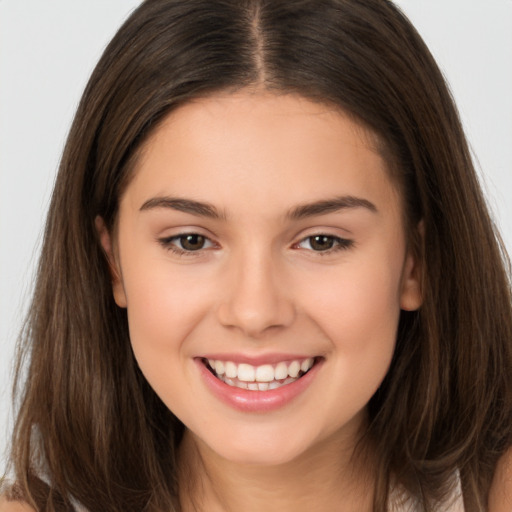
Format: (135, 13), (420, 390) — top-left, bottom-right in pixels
(1, 1), (511, 471)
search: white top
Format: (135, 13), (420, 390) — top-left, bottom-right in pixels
(389, 475), (465, 511)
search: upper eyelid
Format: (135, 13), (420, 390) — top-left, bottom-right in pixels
(294, 234), (353, 247)
(157, 227), (217, 242)
(298, 234), (346, 242)
(293, 230), (352, 243)
(291, 223), (353, 238)
(159, 233), (216, 245)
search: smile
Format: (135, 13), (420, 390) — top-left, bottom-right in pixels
(204, 357), (316, 391)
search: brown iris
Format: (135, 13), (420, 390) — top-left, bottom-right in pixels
(179, 234), (206, 251)
(309, 235), (335, 251)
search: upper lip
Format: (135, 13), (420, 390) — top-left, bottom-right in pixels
(197, 353), (320, 366)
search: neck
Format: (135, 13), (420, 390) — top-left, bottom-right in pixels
(178, 423), (375, 512)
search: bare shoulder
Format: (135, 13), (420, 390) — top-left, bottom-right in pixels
(489, 447), (512, 512)
(0, 495), (35, 512)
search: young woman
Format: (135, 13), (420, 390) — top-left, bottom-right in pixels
(2, 0), (512, 510)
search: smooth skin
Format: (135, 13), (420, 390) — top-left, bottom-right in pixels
(0, 499), (33, 512)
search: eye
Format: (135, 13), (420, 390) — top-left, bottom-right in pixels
(159, 233), (216, 255)
(296, 234), (353, 253)
(176, 234), (209, 251)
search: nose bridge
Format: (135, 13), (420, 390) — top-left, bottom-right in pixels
(217, 243), (295, 337)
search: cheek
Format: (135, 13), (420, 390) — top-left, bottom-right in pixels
(301, 249), (403, 389)
(119, 262), (217, 416)
(304, 256), (403, 347)
(300, 260), (402, 430)
(120, 258), (213, 368)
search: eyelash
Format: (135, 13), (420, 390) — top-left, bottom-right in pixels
(158, 234), (216, 256)
(158, 233), (354, 256)
(294, 235), (354, 254)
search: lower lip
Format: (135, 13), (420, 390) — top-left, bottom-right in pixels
(195, 358), (322, 413)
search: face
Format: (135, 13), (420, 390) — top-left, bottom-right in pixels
(100, 92), (421, 466)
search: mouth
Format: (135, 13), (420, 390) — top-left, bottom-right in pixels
(201, 357), (318, 391)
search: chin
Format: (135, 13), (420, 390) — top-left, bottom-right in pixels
(217, 446), (305, 467)
(200, 426), (322, 467)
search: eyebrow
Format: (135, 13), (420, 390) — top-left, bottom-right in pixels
(139, 195), (377, 220)
(140, 197), (224, 219)
(287, 196), (377, 219)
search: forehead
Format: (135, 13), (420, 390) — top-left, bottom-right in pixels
(121, 91), (401, 219)
(144, 91), (385, 163)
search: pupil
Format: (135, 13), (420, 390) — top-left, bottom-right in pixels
(181, 234), (205, 251)
(311, 235), (334, 251)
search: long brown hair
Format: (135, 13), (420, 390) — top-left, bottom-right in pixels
(5, 1), (512, 510)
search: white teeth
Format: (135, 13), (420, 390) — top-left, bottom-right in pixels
(237, 363), (256, 382)
(255, 364), (274, 382)
(206, 357), (316, 390)
(274, 362), (288, 380)
(214, 360), (225, 376)
(301, 358), (314, 372)
(288, 360), (300, 378)
(225, 361), (237, 379)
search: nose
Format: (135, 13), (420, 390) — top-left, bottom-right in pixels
(216, 249), (296, 338)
